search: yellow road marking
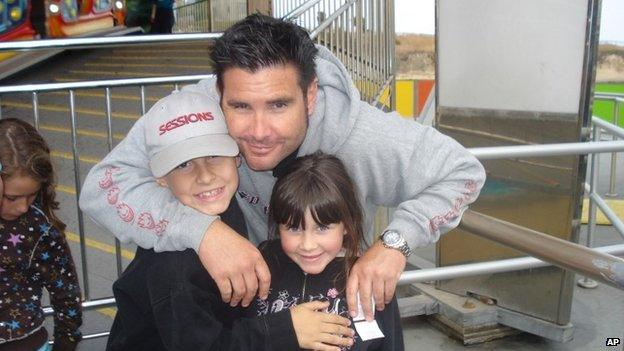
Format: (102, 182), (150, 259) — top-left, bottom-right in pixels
(69, 70), (172, 77)
(86, 62), (212, 70)
(40, 123), (126, 140)
(99, 55), (210, 61)
(65, 231), (136, 260)
(51, 150), (101, 165)
(49, 90), (161, 103)
(97, 307), (117, 319)
(581, 198), (624, 225)
(2, 101), (139, 120)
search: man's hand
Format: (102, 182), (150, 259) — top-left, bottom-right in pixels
(346, 241), (406, 321)
(198, 219), (271, 307)
(290, 301), (355, 351)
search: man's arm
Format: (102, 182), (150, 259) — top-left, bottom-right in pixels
(346, 103), (486, 319)
(79, 116), (214, 251)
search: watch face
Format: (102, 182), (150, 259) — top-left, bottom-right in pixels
(383, 231), (401, 246)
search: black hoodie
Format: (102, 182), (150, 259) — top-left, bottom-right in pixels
(106, 200), (298, 351)
(250, 240), (404, 351)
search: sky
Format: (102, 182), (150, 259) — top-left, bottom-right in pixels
(395, 0), (624, 44)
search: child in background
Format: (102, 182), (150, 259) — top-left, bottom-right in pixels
(252, 152), (404, 351)
(108, 91), (354, 351)
(0, 119), (82, 351)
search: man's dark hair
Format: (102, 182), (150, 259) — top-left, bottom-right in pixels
(210, 14), (319, 95)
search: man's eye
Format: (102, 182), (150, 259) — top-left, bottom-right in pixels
(272, 102), (287, 109)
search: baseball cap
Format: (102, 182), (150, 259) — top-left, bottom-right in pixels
(144, 90), (239, 178)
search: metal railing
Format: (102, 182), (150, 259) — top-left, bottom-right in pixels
(173, 0), (247, 33)
(594, 93), (623, 197)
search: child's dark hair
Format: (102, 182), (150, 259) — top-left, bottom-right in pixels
(0, 118), (66, 232)
(268, 152), (365, 280)
(210, 13), (318, 97)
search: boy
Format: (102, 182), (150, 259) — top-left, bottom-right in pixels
(106, 91), (353, 350)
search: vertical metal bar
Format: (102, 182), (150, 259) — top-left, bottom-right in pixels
(140, 85), (147, 115)
(0, 96), (3, 119)
(104, 87), (124, 278)
(606, 99), (619, 196)
(69, 90), (91, 299)
(578, 126), (600, 288)
(32, 92), (40, 130)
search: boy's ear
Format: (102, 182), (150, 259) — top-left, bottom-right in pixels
(156, 177), (169, 188)
(236, 155), (242, 167)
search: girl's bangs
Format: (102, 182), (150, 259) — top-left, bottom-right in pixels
(273, 181), (345, 230)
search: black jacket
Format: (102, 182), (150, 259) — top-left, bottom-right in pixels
(107, 201), (298, 351)
(250, 240), (404, 351)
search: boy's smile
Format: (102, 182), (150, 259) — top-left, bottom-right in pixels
(157, 156), (239, 216)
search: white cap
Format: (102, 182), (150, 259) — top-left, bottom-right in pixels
(144, 91), (238, 177)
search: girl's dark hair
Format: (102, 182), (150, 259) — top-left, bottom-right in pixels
(0, 118), (66, 232)
(268, 152), (365, 281)
(210, 13), (318, 96)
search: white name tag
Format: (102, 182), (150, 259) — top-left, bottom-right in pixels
(352, 293), (385, 341)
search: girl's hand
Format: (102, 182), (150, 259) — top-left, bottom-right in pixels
(290, 301), (355, 351)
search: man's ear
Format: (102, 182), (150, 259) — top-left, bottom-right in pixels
(156, 177), (169, 188)
(305, 78), (319, 117)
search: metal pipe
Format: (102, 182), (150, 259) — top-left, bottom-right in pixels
(43, 297), (116, 315)
(398, 244), (624, 285)
(105, 87), (123, 278)
(459, 210), (624, 290)
(140, 86), (147, 115)
(282, 0), (323, 20)
(469, 140), (624, 160)
(310, 0), (356, 39)
(32, 92), (40, 130)
(0, 74), (214, 94)
(590, 192), (624, 240)
(0, 33), (223, 52)
(606, 101), (619, 196)
(579, 126), (600, 288)
(69, 90), (90, 299)
(593, 116), (624, 139)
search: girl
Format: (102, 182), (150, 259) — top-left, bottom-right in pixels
(0, 119), (82, 351)
(252, 152), (404, 351)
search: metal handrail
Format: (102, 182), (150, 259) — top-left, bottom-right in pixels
(174, 0), (209, 10)
(282, 0), (323, 21)
(309, 0), (356, 39)
(470, 140), (624, 159)
(0, 33), (222, 52)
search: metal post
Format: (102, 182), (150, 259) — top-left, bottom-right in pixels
(105, 87), (124, 278)
(606, 99), (619, 196)
(578, 125), (600, 288)
(69, 90), (90, 299)
(32, 92), (40, 130)
(140, 85), (147, 115)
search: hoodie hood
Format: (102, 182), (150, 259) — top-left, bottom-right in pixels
(300, 45), (362, 156)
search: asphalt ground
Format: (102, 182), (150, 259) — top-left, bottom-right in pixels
(1, 42), (623, 350)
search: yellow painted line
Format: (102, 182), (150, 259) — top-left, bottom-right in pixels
(49, 90), (161, 103)
(65, 231), (136, 260)
(69, 70), (172, 77)
(51, 150), (101, 165)
(99, 55), (210, 61)
(3, 101), (139, 120)
(40, 123), (126, 140)
(581, 198), (624, 225)
(57, 184), (76, 195)
(86, 62), (212, 70)
(97, 307), (117, 319)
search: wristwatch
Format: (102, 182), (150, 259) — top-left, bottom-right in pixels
(380, 230), (412, 258)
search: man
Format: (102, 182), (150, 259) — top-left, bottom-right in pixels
(80, 14), (486, 321)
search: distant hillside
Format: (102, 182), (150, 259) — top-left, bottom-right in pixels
(395, 33), (624, 82)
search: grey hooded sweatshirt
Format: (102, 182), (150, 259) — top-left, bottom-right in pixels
(79, 45), (486, 252)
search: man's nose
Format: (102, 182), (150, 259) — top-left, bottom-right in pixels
(249, 112), (270, 140)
